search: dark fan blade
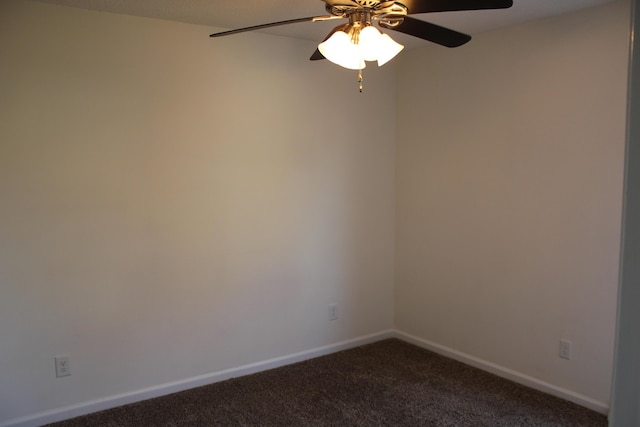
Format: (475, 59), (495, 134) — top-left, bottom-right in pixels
(310, 48), (325, 60)
(309, 23), (348, 61)
(384, 16), (471, 47)
(210, 16), (329, 37)
(399, 0), (512, 14)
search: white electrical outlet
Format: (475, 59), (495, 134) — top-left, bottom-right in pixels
(559, 339), (572, 360)
(55, 356), (71, 377)
(329, 303), (338, 321)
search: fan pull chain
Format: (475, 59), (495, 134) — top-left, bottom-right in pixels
(357, 69), (363, 92)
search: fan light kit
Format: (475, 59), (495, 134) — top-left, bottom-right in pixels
(318, 12), (405, 71)
(210, 0), (513, 91)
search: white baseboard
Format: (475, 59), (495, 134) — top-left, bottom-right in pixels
(0, 330), (395, 427)
(393, 330), (609, 415)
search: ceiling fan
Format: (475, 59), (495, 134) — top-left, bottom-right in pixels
(210, 0), (513, 91)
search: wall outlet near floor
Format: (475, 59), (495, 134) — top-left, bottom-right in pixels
(559, 339), (572, 360)
(55, 356), (71, 377)
(329, 303), (338, 321)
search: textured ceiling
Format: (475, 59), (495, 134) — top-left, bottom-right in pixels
(32, 0), (618, 49)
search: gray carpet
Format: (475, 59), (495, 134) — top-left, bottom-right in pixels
(45, 339), (607, 426)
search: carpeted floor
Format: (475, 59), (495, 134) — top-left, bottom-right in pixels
(45, 339), (607, 426)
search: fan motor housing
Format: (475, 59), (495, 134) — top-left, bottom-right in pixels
(326, 1), (408, 22)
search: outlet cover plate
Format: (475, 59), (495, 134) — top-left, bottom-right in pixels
(55, 356), (71, 377)
(559, 339), (572, 360)
(329, 303), (338, 321)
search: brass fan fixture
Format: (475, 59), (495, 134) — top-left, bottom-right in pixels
(210, 0), (513, 91)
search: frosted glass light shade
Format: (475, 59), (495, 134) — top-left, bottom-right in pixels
(318, 31), (366, 70)
(376, 33), (404, 66)
(358, 26), (382, 61)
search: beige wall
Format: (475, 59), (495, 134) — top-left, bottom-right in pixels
(0, 1), (396, 423)
(396, 0), (629, 408)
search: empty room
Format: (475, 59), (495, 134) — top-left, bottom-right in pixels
(1, 0), (639, 425)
